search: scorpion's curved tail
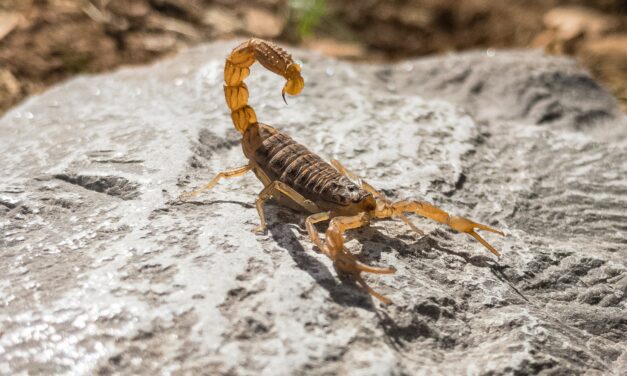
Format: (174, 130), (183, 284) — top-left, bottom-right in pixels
(223, 38), (305, 134)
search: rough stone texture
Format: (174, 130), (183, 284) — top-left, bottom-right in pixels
(1, 42), (625, 375)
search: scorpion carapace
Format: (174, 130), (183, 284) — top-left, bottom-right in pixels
(181, 38), (505, 304)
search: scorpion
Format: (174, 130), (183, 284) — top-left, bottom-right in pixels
(180, 38), (504, 304)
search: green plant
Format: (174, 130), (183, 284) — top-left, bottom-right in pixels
(290, 0), (327, 39)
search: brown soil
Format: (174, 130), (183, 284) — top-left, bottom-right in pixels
(1, 0), (625, 115)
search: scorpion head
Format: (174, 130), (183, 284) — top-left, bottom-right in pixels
(331, 180), (376, 212)
(345, 184), (370, 204)
(282, 63), (304, 103)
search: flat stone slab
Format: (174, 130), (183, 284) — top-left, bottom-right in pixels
(0, 41), (625, 375)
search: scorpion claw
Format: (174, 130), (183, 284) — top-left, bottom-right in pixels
(468, 230), (501, 257)
(354, 261), (396, 275)
(355, 274), (392, 305)
(448, 216), (505, 257)
(332, 248), (395, 303)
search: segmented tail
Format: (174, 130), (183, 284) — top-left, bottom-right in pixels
(223, 38), (305, 134)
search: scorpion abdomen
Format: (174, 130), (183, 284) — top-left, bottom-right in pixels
(244, 123), (371, 208)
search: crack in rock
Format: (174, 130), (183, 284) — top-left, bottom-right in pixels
(53, 173), (140, 200)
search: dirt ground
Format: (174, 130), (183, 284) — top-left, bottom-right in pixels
(1, 0), (625, 115)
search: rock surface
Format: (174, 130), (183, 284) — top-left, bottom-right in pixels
(1, 41), (626, 375)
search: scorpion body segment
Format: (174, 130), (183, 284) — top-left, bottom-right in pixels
(181, 39), (505, 304)
(223, 38), (304, 133)
(243, 123), (375, 213)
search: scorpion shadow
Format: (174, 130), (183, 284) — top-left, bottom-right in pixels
(358, 225), (529, 304)
(267, 211), (380, 310)
(183, 200), (528, 347)
(267, 211), (530, 352)
(424, 230), (530, 304)
(173, 198), (377, 308)
(354, 225), (531, 351)
(268, 205), (529, 301)
(265, 210), (438, 309)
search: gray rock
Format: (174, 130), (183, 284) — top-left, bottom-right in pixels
(0, 41), (625, 375)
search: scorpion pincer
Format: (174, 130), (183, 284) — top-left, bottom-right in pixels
(180, 38), (505, 304)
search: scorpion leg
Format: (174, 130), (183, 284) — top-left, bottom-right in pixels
(380, 200), (505, 256)
(255, 180), (319, 234)
(323, 212), (396, 304)
(331, 159), (424, 236)
(179, 164), (252, 201)
(305, 211), (330, 249)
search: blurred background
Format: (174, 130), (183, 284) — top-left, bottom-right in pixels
(1, 0), (625, 115)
